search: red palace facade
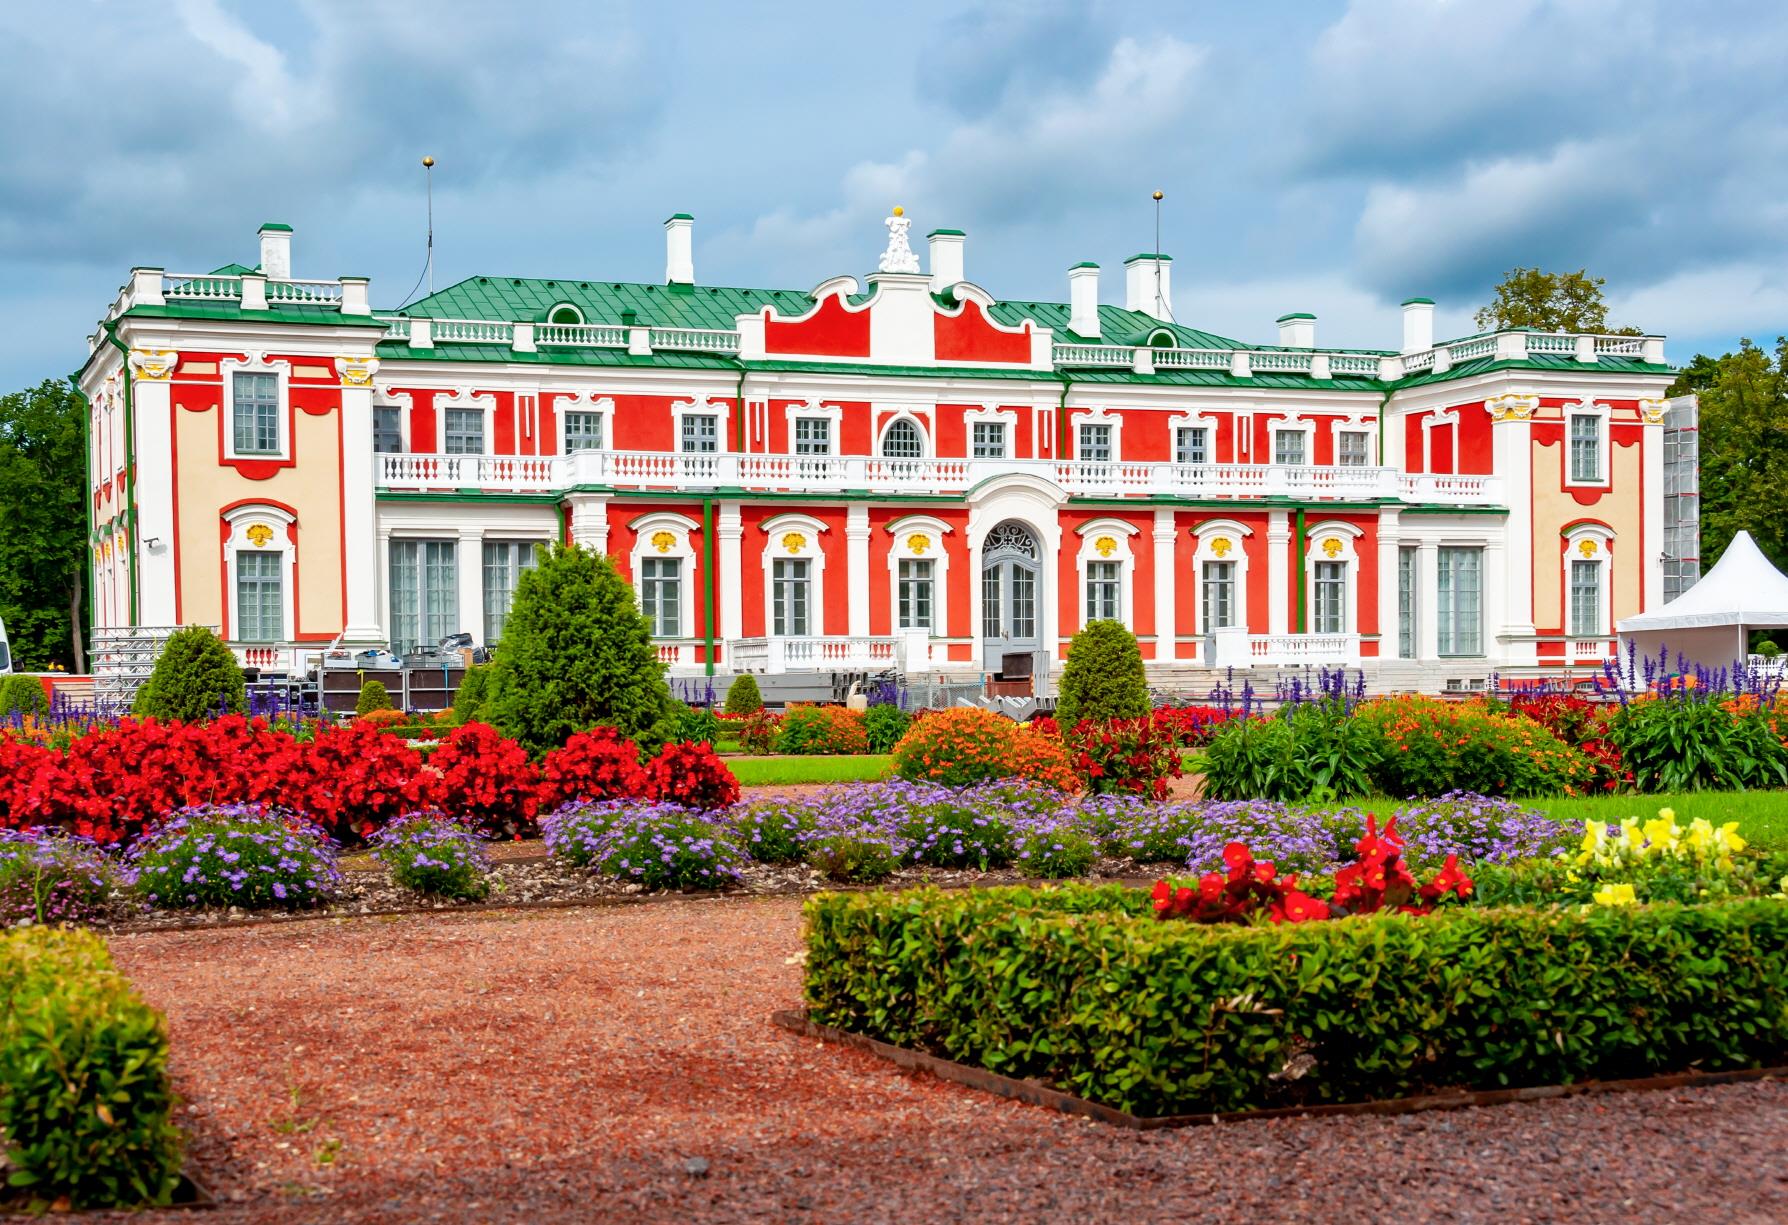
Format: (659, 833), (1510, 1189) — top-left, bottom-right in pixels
(77, 209), (1681, 693)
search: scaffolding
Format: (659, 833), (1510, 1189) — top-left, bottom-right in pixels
(89, 626), (192, 709)
(1662, 394), (1700, 603)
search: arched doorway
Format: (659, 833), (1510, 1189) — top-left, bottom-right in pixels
(981, 520), (1039, 666)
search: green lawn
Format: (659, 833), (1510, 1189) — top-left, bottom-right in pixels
(1354, 790), (1788, 852)
(726, 755), (893, 786)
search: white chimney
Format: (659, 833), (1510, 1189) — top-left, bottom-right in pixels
(1276, 312), (1315, 348)
(1401, 297), (1435, 353)
(258, 223), (292, 280)
(927, 228), (965, 292)
(664, 213), (694, 285)
(1123, 253), (1173, 321)
(1068, 262), (1101, 339)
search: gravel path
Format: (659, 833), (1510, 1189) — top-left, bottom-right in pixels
(101, 897), (1788, 1224)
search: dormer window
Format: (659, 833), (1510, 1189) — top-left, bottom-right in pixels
(548, 303), (584, 326)
(1147, 329), (1177, 349)
(880, 418), (924, 459)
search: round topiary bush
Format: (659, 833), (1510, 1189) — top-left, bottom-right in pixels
(0, 675), (49, 719)
(355, 679), (393, 716)
(132, 626), (245, 722)
(723, 673), (763, 715)
(1053, 619), (1148, 730)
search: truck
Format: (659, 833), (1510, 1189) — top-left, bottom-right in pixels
(0, 614), (10, 676)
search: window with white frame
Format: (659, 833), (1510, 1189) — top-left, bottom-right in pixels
(793, 416), (832, 455)
(231, 372), (280, 455)
(482, 541), (540, 645)
(1397, 546), (1418, 659)
(1569, 558), (1602, 635)
(681, 413), (719, 453)
(1272, 429), (1306, 467)
(1201, 560), (1235, 630)
(1175, 426), (1209, 465)
(1569, 411), (1604, 482)
(1336, 430), (1370, 467)
(640, 557), (683, 638)
(1085, 560), (1121, 621)
(1312, 561), (1347, 634)
(771, 558), (810, 635)
(1436, 546), (1483, 656)
(373, 405), (404, 454)
(235, 551), (283, 642)
(880, 418), (923, 458)
(443, 407), (484, 455)
(897, 559), (934, 630)
(1078, 422), (1113, 463)
(565, 411), (604, 451)
(971, 420), (1007, 459)
(389, 540), (458, 655)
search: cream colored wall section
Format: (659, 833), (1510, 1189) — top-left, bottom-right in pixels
(1529, 435), (1642, 631)
(173, 406), (345, 639)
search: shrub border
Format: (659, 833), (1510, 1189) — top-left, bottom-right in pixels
(770, 1009), (1786, 1129)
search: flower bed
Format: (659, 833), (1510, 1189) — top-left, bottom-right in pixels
(802, 884), (1788, 1117)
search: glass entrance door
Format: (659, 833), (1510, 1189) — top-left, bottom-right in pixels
(981, 521), (1040, 667)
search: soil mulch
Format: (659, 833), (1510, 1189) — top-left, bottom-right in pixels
(99, 898), (1788, 1224)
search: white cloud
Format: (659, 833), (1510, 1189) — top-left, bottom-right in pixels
(1612, 263), (1788, 345)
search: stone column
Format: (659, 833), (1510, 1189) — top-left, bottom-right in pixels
(1377, 507), (1401, 658)
(1266, 510), (1291, 636)
(567, 494), (609, 554)
(718, 502), (744, 648)
(846, 503), (871, 639)
(1419, 542), (1440, 660)
(457, 529), (484, 646)
(336, 357), (384, 643)
(1152, 508), (1176, 661)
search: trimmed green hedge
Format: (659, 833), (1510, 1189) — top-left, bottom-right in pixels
(0, 928), (182, 1208)
(803, 886), (1788, 1116)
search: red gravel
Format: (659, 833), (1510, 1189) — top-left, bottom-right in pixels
(102, 898), (1788, 1224)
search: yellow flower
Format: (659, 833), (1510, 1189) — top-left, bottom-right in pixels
(1592, 882), (1638, 907)
(1658, 807), (1676, 824)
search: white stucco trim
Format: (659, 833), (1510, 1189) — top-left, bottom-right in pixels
(1305, 520), (1364, 635)
(784, 398), (844, 456)
(557, 392), (615, 453)
(1191, 519), (1254, 634)
(1562, 398), (1613, 488)
(760, 512), (829, 636)
(628, 511), (700, 639)
(219, 355), (293, 462)
(221, 503), (296, 644)
(1074, 518), (1140, 629)
(885, 514), (954, 634)
(1562, 522), (1616, 636)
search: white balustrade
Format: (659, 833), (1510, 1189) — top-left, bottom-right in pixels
(1149, 348), (1232, 370)
(723, 636), (899, 672)
(163, 273), (243, 300)
(377, 453), (566, 491)
(1052, 343), (1134, 367)
(537, 322), (627, 347)
(1593, 336), (1646, 357)
(648, 327), (740, 353)
(1250, 351), (1315, 374)
(1569, 638), (1613, 662)
(1328, 354), (1382, 376)
(1401, 347), (1438, 373)
(379, 316), (412, 340)
(1449, 335), (1498, 362)
(1248, 633), (1359, 665)
(1526, 333), (1576, 354)
(265, 278), (344, 304)
(429, 318), (516, 344)
(1398, 472), (1501, 503)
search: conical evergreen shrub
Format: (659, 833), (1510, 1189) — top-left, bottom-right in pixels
(133, 626), (246, 722)
(723, 673), (763, 715)
(1053, 619), (1149, 729)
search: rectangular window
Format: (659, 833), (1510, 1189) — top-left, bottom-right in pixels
(1201, 560), (1235, 630)
(640, 557), (682, 638)
(1085, 560), (1121, 622)
(389, 540), (458, 656)
(1312, 560), (1347, 634)
(481, 541), (540, 645)
(1570, 559), (1601, 636)
(1077, 423), (1112, 463)
(793, 417), (831, 456)
(1397, 546), (1419, 659)
(565, 412), (604, 451)
(373, 405), (404, 454)
(1175, 426), (1209, 465)
(1436, 546), (1483, 657)
(235, 551), (282, 643)
(772, 558), (810, 636)
(971, 421), (1008, 459)
(897, 559), (934, 631)
(1272, 430), (1306, 467)
(1336, 431), (1370, 467)
(681, 413), (719, 453)
(1569, 413), (1603, 482)
(443, 408), (484, 455)
(231, 372), (280, 455)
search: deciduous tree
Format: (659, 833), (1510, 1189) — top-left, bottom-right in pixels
(1474, 267), (1642, 336)
(0, 380), (87, 670)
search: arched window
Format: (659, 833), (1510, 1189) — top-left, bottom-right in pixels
(1148, 329), (1177, 349)
(880, 417), (923, 458)
(548, 303), (584, 326)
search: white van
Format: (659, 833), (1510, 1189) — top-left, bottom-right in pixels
(0, 614), (11, 675)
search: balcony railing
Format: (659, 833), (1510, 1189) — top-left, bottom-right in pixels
(378, 449), (1505, 505)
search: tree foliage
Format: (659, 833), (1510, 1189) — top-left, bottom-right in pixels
(1054, 620), (1150, 729)
(484, 544), (675, 756)
(1670, 337), (1788, 570)
(0, 380), (87, 671)
(723, 672), (763, 715)
(133, 626), (246, 721)
(1474, 267), (1641, 336)
(0, 675), (49, 718)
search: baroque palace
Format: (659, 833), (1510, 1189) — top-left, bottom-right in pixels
(76, 209), (1691, 693)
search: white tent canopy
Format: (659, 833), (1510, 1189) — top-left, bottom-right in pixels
(1617, 531), (1788, 665)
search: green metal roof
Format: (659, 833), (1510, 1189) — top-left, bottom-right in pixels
(1396, 352), (1671, 388)
(395, 276), (813, 330)
(988, 300), (1242, 349)
(125, 301), (388, 328)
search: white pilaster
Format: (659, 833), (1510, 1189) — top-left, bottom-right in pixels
(337, 367), (384, 643)
(567, 494), (610, 554)
(1152, 509), (1176, 660)
(126, 358), (176, 626)
(457, 529), (484, 646)
(1641, 413), (1665, 612)
(1266, 511), (1290, 636)
(1483, 536), (1507, 666)
(1491, 402), (1539, 663)
(1418, 542), (1440, 660)
(718, 501), (744, 647)
(1377, 508), (1401, 657)
(846, 504), (871, 638)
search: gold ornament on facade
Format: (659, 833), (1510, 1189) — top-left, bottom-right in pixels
(246, 523), (275, 548)
(781, 532), (807, 554)
(651, 530), (676, 554)
(128, 349), (177, 381)
(1211, 537), (1233, 558)
(1486, 393), (1538, 422)
(1578, 538), (1598, 558)
(906, 533), (930, 555)
(1321, 537), (1343, 558)
(1639, 398), (1667, 425)
(1094, 536), (1117, 557)
(336, 355), (380, 387)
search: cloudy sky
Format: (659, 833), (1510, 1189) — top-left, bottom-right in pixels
(4, 0), (1787, 389)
